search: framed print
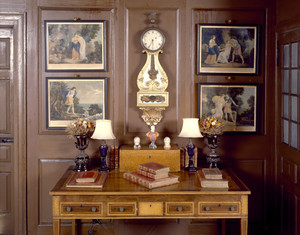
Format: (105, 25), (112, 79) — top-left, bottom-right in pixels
(44, 20), (106, 72)
(46, 77), (107, 130)
(197, 24), (260, 75)
(198, 83), (259, 133)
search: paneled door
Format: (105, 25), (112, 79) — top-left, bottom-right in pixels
(277, 28), (300, 235)
(0, 14), (26, 235)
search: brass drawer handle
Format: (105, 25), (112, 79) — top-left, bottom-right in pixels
(92, 207), (97, 212)
(66, 206), (72, 212)
(205, 206), (210, 211)
(177, 206), (183, 212)
(119, 206), (124, 212)
(230, 206), (235, 211)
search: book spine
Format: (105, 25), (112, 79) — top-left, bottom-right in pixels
(114, 145), (119, 169)
(124, 172), (151, 188)
(193, 147), (198, 167)
(109, 145), (115, 169)
(180, 147), (186, 169)
(184, 147), (189, 167)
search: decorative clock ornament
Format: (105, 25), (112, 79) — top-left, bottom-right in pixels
(137, 12), (169, 127)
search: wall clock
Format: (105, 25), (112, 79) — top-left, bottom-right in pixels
(137, 13), (169, 127)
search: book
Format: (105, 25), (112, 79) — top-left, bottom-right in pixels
(109, 145), (115, 169)
(137, 169), (169, 180)
(66, 172), (107, 188)
(197, 170), (229, 188)
(202, 168), (223, 179)
(193, 147), (198, 167)
(114, 145), (119, 169)
(138, 162), (170, 174)
(123, 171), (179, 189)
(180, 147), (186, 169)
(75, 171), (98, 183)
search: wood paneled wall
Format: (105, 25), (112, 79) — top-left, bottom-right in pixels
(0, 0), (279, 234)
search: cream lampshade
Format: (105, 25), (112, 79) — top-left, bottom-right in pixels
(91, 120), (116, 172)
(91, 120), (116, 140)
(178, 118), (203, 138)
(178, 118), (203, 172)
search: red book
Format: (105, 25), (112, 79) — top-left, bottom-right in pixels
(137, 169), (169, 180)
(123, 171), (179, 189)
(66, 172), (107, 188)
(138, 162), (170, 175)
(75, 171), (98, 183)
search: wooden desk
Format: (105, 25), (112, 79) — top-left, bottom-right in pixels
(50, 167), (250, 235)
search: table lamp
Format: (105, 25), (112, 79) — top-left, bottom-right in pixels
(91, 120), (116, 172)
(178, 118), (203, 172)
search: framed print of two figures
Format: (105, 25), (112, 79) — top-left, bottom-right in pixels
(197, 24), (260, 75)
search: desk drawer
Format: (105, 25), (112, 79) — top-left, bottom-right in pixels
(139, 202), (163, 216)
(107, 202), (137, 216)
(60, 202), (103, 216)
(165, 202), (194, 216)
(198, 202), (240, 214)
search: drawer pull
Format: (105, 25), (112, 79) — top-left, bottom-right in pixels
(119, 206), (124, 212)
(66, 206), (72, 212)
(92, 207), (97, 212)
(230, 206), (235, 211)
(205, 206), (210, 211)
(177, 206), (183, 212)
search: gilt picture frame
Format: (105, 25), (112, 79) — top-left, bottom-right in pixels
(44, 20), (106, 72)
(46, 77), (107, 130)
(197, 24), (260, 75)
(198, 83), (259, 133)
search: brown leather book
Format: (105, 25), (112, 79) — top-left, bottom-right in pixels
(197, 170), (229, 188)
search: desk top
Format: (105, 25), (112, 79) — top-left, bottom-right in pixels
(50, 167), (250, 196)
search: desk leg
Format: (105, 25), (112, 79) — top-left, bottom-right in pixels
(221, 219), (226, 235)
(53, 219), (61, 235)
(72, 219), (78, 235)
(240, 217), (248, 235)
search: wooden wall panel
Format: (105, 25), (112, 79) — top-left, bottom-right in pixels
(0, 38), (10, 69)
(0, 145), (10, 162)
(39, 159), (73, 224)
(0, 173), (10, 212)
(16, 0), (276, 234)
(39, 8), (115, 135)
(226, 159), (265, 224)
(125, 8), (180, 137)
(0, 80), (10, 133)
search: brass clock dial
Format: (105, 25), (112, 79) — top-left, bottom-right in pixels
(141, 28), (165, 52)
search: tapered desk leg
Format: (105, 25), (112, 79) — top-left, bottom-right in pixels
(72, 219), (78, 235)
(240, 217), (248, 235)
(53, 219), (61, 235)
(221, 219), (226, 235)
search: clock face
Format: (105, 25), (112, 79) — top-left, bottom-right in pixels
(141, 28), (165, 52)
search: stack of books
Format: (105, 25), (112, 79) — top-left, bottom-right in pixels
(197, 168), (229, 188)
(123, 162), (179, 189)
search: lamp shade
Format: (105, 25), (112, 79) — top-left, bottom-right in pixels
(178, 118), (203, 138)
(91, 120), (116, 140)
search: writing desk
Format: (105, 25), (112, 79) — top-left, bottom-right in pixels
(50, 167), (250, 235)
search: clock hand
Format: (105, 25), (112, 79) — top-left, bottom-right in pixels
(150, 39), (154, 49)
